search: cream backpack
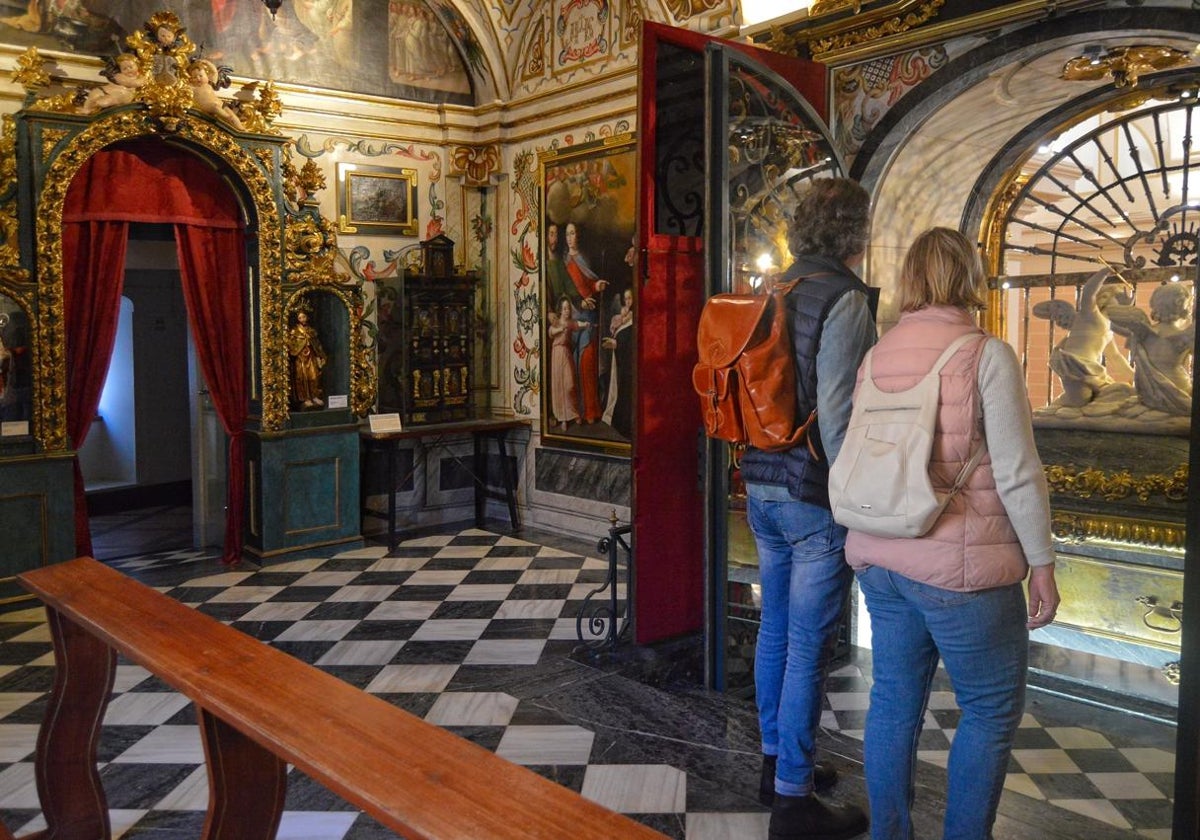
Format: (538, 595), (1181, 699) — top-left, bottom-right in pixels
(828, 332), (986, 539)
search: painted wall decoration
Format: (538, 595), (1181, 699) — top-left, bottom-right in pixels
(538, 136), (636, 452)
(0, 0), (475, 104)
(832, 46), (948, 164)
(554, 0), (609, 73)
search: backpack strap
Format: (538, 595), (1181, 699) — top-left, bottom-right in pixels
(929, 332), (985, 375)
(863, 330), (983, 383)
(940, 332), (989, 498)
(862, 331), (988, 496)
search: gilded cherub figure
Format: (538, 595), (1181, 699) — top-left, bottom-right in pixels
(127, 11), (195, 87)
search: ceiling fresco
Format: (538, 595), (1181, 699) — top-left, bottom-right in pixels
(0, 0), (480, 104)
(0, 0), (736, 106)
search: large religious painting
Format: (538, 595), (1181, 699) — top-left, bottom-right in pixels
(0, 0), (474, 104)
(538, 136), (636, 453)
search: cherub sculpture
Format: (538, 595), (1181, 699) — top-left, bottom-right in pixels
(1033, 267), (1133, 407)
(1106, 282), (1196, 415)
(77, 53), (146, 115)
(187, 59), (245, 131)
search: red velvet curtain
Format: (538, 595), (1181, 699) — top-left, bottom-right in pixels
(62, 220), (129, 557)
(62, 141), (246, 561)
(175, 225), (248, 564)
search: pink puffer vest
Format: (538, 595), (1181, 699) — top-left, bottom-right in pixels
(843, 306), (1027, 591)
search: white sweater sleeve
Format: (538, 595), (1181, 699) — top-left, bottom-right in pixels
(977, 338), (1056, 568)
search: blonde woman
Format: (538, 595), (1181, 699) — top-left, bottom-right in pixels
(842, 227), (1058, 839)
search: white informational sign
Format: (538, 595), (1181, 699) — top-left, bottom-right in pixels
(368, 413), (403, 434)
(1, 421), (29, 437)
(328, 394), (348, 409)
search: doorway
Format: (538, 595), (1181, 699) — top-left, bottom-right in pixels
(80, 223), (227, 561)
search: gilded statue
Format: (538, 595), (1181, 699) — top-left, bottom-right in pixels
(288, 308), (327, 409)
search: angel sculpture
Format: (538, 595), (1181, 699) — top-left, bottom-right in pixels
(1033, 267), (1133, 407)
(77, 53), (146, 115)
(187, 59), (245, 131)
(1106, 282), (1195, 416)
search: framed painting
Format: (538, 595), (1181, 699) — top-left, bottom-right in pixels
(539, 135), (637, 452)
(337, 164), (419, 236)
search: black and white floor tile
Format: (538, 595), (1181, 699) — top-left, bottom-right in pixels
(0, 527), (1178, 838)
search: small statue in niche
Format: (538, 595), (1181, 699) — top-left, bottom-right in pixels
(187, 59), (245, 131)
(1033, 267), (1134, 407)
(0, 332), (11, 406)
(77, 53), (146, 115)
(288, 306), (327, 410)
(1107, 282), (1196, 416)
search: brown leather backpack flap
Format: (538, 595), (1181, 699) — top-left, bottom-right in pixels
(695, 295), (771, 368)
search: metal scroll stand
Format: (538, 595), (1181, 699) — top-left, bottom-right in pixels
(575, 510), (632, 648)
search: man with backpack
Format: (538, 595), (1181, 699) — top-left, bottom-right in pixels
(738, 177), (876, 840)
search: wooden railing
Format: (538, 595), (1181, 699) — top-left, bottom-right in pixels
(14, 557), (668, 840)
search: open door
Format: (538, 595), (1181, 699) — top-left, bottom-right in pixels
(634, 22), (843, 688)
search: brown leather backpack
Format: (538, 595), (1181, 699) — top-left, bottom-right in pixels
(692, 277), (818, 453)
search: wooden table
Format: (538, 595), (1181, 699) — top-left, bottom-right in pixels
(360, 416), (530, 547)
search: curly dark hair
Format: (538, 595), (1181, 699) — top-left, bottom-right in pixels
(786, 177), (871, 262)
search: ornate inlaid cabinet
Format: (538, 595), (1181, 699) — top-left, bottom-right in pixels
(378, 236), (478, 425)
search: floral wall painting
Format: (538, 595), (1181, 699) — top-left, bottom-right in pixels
(338, 163), (419, 236)
(539, 136), (636, 452)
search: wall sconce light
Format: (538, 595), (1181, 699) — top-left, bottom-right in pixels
(262, 0), (282, 19)
(1061, 44), (1192, 88)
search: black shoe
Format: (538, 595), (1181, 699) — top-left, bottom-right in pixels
(759, 755), (839, 805)
(768, 793), (868, 840)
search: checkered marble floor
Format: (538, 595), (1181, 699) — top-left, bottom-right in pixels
(0, 527), (1179, 839)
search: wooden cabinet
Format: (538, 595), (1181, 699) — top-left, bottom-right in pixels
(377, 236), (478, 425)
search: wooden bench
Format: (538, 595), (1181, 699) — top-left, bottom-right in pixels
(16, 557), (667, 840)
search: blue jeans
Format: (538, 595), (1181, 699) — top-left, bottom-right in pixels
(748, 496), (851, 798)
(856, 565), (1029, 840)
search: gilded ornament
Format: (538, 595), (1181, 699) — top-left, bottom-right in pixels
(1050, 511), (1186, 551)
(1061, 45), (1192, 89)
(13, 10), (369, 443)
(811, 0), (862, 15)
(0, 115), (14, 188)
(12, 47), (50, 91)
(31, 112), (288, 445)
(40, 129), (69, 164)
(299, 159), (326, 198)
(812, 0), (944, 57)
(285, 216), (337, 273)
(1044, 462), (1188, 503)
(0, 117), (19, 272)
(235, 82), (283, 135)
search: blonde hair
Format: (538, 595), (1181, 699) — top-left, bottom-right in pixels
(896, 227), (988, 313)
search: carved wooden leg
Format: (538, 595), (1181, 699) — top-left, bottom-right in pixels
(36, 607), (116, 840)
(198, 710), (287, 840)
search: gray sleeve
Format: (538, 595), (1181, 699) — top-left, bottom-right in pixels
(815, 291), (876, 464)
(977, 338), (1056, 567)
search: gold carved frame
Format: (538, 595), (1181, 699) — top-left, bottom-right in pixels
(7, 38), (376, 450)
